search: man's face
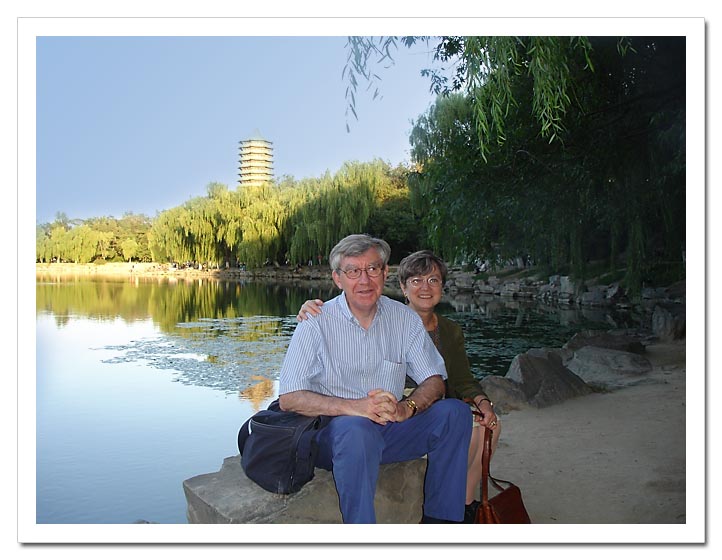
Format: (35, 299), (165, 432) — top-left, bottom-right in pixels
(332, 248), (388, 317)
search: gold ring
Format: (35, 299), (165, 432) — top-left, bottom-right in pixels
(490, 421), (497, 427)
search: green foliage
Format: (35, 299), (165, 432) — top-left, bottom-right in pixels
(120, 238), (139, 262)
(39, 36), (685, 300)
(146, 164), (407, 269)
(406, 36), (685, 296)
(140, 161), (420, 269)
(345, 36), (595, 160)
(236, 183), (288, 266)
(37, 213), (154, 264)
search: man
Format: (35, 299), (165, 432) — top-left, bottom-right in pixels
(279, 234), (472, 523)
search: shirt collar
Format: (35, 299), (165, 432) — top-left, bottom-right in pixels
(338, 292), (385, 326)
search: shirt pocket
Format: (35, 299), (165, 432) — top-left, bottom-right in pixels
(380, 359), (405, 378)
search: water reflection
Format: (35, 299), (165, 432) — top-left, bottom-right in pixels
(99, 315), (298, 394)
(34, 275), (644, 524)
(436, 295), (643, 378)
(240, 376), (276, 412)
(36, 274), (340, 334)
(441, 293), (642, 329)
(37, 275), (642, 391)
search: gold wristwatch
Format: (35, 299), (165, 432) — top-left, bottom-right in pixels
(405, 399), (418, 417)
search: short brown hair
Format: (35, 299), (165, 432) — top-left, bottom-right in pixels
(398, 250), (448, 285)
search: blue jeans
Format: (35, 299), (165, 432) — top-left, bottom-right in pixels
(315, 398), (472, 523)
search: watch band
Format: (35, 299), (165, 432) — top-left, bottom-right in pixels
(405, 398), (418, 417)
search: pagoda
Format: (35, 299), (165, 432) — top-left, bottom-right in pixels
(238, 130), (274, 186)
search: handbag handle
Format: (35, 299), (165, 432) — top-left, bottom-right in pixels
(481, 419), (492, 506)
(465, 398), (493, 505)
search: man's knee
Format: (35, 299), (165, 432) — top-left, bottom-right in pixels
(431, 398), (472, 422)
(425, 398), (472, 442)
(324, 416), (384, 456)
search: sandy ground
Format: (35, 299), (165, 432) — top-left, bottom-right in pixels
(489, 340), (688, 524)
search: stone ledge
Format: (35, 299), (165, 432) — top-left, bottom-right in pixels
(183, 455), (427, 523)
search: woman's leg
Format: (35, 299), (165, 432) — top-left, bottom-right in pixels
(465, 426), (483, 504)
(465, 418), (502, 503)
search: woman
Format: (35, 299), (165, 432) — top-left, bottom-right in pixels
(297, 249), (500, 522)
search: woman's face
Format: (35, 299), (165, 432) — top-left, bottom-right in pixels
(401, 264), (444, 314)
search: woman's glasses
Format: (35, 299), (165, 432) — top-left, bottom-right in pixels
(407, 276), (442, 288)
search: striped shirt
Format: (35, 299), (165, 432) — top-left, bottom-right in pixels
(279, 293), (447, 400)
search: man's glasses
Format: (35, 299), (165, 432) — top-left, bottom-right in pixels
(338, 264), (385, 279)
(407, 276), (442, 288)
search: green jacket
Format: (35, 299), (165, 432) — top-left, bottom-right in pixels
(435, 314), (485, 401)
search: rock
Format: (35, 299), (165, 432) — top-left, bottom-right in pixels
(563, 330), (646, 354)
(480, 375), (531, 414)
(183, 455), (427, 524)
(475, 283), (496, 295)
(505, 348), (593, 407)
(453, 272), (476, 289)
(641, 287), (667, 300)
(559, 276), (579, 296)
(537, 283), (556, 300)
(652, 304), (686, 341)
(517, 284), (538, 298)
(580, 286), (610, 306)
(499, 281), (520, 298)
(663, 280), (686, 302)
(606, 282), (625, 302)
(566, 346), (654, 390)
(481, 348), (591, 412)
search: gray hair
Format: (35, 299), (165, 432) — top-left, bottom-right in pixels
(329, 234), (391, 271)
(398, 250), (448, 286)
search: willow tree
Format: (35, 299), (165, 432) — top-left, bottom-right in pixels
(116, 213), (153, 262)
(48, 224), (69, 263)
(64, 224), (102, 263)
(408, 93), (484, 261)
(206, 182), (244, 265)
(148, 186), (234, 265)
(365, 163), (419, 260)
(404, 36), (685, 295)
(235, 183), (288, 267)
(120, 238), (140, 262)
(148, 206), (195, 263)
(345, 36), (596, 161)
(286, 162), (379, 265)
(345, 35), (602, 267)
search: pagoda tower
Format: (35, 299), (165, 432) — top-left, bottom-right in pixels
(238, 130), (274, 186)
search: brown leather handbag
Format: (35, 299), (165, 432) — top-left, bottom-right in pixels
(475, 408), (532, 524)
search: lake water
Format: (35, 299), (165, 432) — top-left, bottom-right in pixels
(34, 274), (642, 524)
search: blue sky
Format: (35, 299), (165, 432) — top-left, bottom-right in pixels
(35, 35), (439, 224)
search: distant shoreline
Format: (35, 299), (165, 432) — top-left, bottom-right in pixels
(34, 261), (332, 280)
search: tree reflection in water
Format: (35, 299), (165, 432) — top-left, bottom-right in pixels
(36, 275), (643, 395)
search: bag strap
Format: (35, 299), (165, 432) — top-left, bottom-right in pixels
(465, 398), (512, 501)
(465, 398), (492, 506)
(481, 418), (492, 506)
